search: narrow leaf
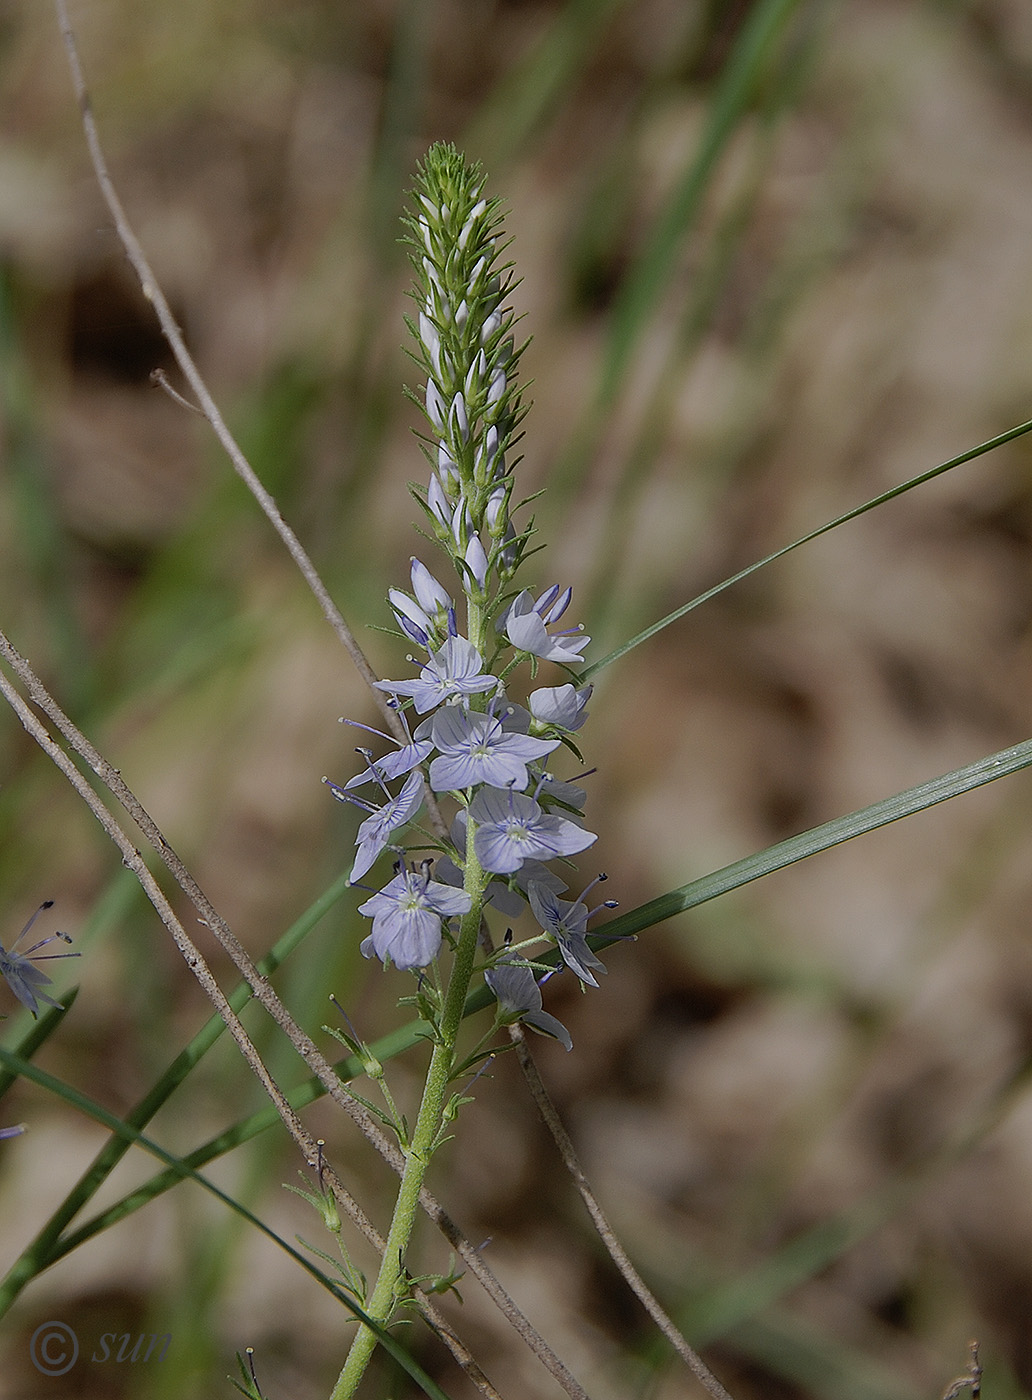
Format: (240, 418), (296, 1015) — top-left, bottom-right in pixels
(594, 737), (1032, 944)
(0, 1047), (451, 1400)
(585, 415), (1032, 679)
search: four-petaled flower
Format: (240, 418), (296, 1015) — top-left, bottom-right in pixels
(485, 959), (572, 1051)
(0, 902), (80, 1019)
(502, 588), (590, 665)
(376, 636), (497, 713)
(527, 880), (607, 988)
(429, 705), (558, 792)
(339, 769), (426, 883)
(358, 863), (472, 970)
(469, 786), (596, 875)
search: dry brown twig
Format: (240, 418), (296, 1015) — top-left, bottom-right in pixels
(510, 1027), (736, 1400)
(941, 1342), (981, 1400)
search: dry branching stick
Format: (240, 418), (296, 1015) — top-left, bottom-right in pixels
(941, 1342), (981, 1400)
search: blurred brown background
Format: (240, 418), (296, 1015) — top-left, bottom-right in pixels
(3, 1), (1032, 1397)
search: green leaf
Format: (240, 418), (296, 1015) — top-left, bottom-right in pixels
(594, 736), (1032, 944)
(0, 874), (351, 1314)
(584, 414), (1032, 679)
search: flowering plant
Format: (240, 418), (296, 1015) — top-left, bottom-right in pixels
(320, 145), (617, 1395)
(3, 12), (1032, 1398)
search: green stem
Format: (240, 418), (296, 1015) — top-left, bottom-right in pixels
(329, 838), (489, 1400)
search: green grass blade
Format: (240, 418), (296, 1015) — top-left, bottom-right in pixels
(594, 736), (1032, 945)
(584, 414), (1032, 680)
(464, 0), (633, 167)
(0, 1047), (453, 1400)
(37, 732), (1032, 1256)
(0, 989), (78, 1101)
(593, 0), (807, 415)
(0, 873), (350, 1313)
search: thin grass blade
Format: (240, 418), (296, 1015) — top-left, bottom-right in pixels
(584, 415), (1032, 679)
(0, 1046), (452, 1400)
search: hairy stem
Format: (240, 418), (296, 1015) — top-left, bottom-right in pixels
(332, 841), (490, 1397)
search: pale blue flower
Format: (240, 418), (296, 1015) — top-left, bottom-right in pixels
(502, 588), (590, 665)
(410, 558), (452, 616)
(496, 698), (532, 732)
(428, 473), (451, 525)
(469, 787), (596, 875)
(512, 860), (568, 898)
(375, 636), (497, 713)
(464, 349), (487, 396)
(358, 862), (472, 970)
(388, 590), (432, 648)
(442, 810), (567, 914)
(450, 391), (469, 443)
(0, 1124), (26, 1140)
(438, 810), (533, 918)
(485, 485), (518, 573)
(480, 433), (505, 486)
(388, 559), (453, 649)
(486, 959), (572, 1051)
(527, 880), (610, 988)
(325, 769), (426, 882)
(437, 443), (458, 489)
(449, 499), (473, 552)
(429, 705), (558, 792)
(338, 717), (434, 790)
(426, 379), (446, 429)
(0, 902), (80, 1018)
(529, 683), (592, 732)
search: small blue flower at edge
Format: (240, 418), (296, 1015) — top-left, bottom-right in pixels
(0, 902), (80, 1018)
